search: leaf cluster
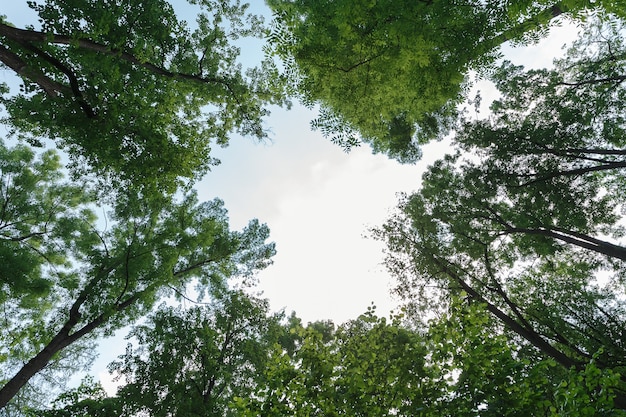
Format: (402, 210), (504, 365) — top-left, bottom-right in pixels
(0, 0), (287, 195)
(0, 138), (276, 411)
(265, 0), (611, 162)
(375, 16), (626, 413)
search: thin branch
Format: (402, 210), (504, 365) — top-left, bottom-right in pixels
(427, 252), (582, 370)
(173, 257), (218, 277)
(516, 161), (626, 187)
(113, 242), (133, 306)
(167, 285), (213, 305)
(477, 3), (566, 53)
(335, 49), (388, 73)
(524, 308), (591, 359)
(0, 23), (237, 90)
(558, 75), (626, 88)
(17, 41), (96, 118)
(503, 226), (626, 261)
(3, 230), (47, 242)
(481, 247), (535, 332)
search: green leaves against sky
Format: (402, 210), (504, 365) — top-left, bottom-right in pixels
(2, 0), (626, 415)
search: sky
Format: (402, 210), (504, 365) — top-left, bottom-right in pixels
(1, 0), (581, 396)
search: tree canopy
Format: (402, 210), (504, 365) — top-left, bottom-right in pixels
(35, 296), (626, 416)
(106, 291), (281, 417)
(0, 138), (275, 412)
(0, 0), (286, 195)
(0, 0), (286, 412)
(36, 302), (440, 417)
(3, 0), (626, 415)
(266, 0), (624, 162)
(375, 17), (626, 412)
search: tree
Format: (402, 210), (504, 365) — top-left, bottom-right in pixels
(37, 291), (282, 417)
(0, 140), (275, 411)
(416, 18), (626, 263)
(238, 307), (439, 417)
(41, 305), (439, 416)
(374, 18), (626, 412)
(266, 0), (621, 162)
(0, 0), (286, 195)
(427, 296), (625, 416)
(0, 141), (100, 414)
(111, 292), (281, 417)
(26, 377), (122, 417)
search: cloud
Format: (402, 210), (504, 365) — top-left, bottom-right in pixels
(98, 371), (125, 397)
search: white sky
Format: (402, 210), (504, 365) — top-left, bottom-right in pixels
(2, 0), (581, 396)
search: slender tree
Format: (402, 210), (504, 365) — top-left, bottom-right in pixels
(108, 292), (281, 417)
(0, 141), (275, 411)
(375, 17), (626, 411)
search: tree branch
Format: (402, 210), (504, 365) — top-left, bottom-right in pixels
(0, 44), (68, 96)
(16, 41), (97, 118)
(516, 161), (626, 187)
(558, 75), (626, 88)
(0, 23), (237, 90)
(503, 226), (626, 261)
(427, 252), (583, 370)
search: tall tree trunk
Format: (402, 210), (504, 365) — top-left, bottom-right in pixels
(432, 255), (583, 370)
(0, 280), (140, 409)
(0, 327), (77, 409)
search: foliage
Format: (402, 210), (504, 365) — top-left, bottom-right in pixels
(40, 303), (437, 417)
(266, 0), (622, 162)
(109, 291), (281, 417)
(0, 0), (287, 195)
(25, 377), (121, 417)
(39, 291), (283, 417)
(375, 17), (626, 413)
(427, 297), (626, 416)
(0, 142), (93, 304)
(43, 299), (626, 416)
(5, 2), (626, 415)
(0, 139), (275, 411)
(238, 306), (438, 417)
(0, 141), (99, 415)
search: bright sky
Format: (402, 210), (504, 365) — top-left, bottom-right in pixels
(1, 0), (581, 396)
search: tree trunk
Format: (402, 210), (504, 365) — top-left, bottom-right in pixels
(0, 326), (76, 408)
(435, 256), (582, 370)
(0, 282), (139, 409)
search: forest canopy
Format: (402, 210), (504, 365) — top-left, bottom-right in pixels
(0, 0), (287, 195)
(266, 0), (626, 162)
(375, 15), (626, 413)
(1, 0), (626, 416)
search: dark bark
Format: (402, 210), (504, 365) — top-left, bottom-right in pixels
(481, 203), (626, 261)
(0, 44), (67, 96)
(0, 249), (216, 409)
(17, 41), (97, 118)
(428, 252), (626, 410)
(0, 286), (146, 409)
(615, 394), (626, 410)
(517, 161), (626, 187)
(524, 143), (626, 157)
(0, 296), (84, 409)
(0, 22), (246, 120)
(558, 75), (626, 87)
(430, 254), (583, 371)
(0, 23), (234, 88)
(503, 226), (626, 261)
